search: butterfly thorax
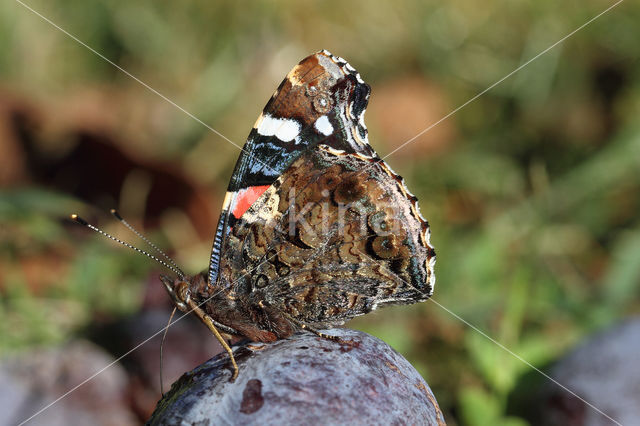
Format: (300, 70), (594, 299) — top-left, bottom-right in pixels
(160, 273), (296, 343)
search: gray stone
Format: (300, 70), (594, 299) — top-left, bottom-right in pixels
(147, 328), (445, 425)
(0, 340), (137, 426)
(543, 318), (640, 426)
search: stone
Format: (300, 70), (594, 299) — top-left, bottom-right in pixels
(147, 328), (445, 425)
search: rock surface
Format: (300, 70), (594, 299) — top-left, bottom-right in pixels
(543, 318), (640, 426)
(0, 340), (137, 426)
(147, 328), (445, 425)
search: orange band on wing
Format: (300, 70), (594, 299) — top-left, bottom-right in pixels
(231, 185), (270, 219)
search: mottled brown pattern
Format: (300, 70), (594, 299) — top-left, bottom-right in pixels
(191, 145), (434, 339)
(254, 51), (369, 142)
(264, 55), (340, 126)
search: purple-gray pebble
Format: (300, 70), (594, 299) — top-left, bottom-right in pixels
(543, 318), (640, 426)
(147, 328), (445, 425)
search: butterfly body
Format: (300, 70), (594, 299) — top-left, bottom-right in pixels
(162, 50), (435, 379)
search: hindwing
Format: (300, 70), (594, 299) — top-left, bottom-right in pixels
(218, 145), (435, 327)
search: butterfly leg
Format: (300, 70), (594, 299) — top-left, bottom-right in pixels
(283, 313), (341, 342)
(299, 323), (342, 341)
(186, 299), (239, 381)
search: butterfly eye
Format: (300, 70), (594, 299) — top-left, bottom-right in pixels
(175, 281), (191, 303)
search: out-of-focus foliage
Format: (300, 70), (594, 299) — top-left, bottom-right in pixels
(1, 1), (639, 424)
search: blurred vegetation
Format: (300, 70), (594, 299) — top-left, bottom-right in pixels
(1, 1), (639, 424)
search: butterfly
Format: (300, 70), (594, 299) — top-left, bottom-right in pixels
(77, 50), (436, 381)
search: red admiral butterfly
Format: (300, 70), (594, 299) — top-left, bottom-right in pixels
(75, 50), (435, 381)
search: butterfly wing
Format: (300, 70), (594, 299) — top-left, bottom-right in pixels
(219, 145), (436, 327)
(209, 50), (375, 285)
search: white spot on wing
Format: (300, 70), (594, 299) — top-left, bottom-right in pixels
(316, 54), (344, 81)
(276, 119), (301, 142)
(358, 110), (367, 129)
(319, 144), (347, 156)
(256, 113), (301, 142)
(319, 50), (365, 84)
(314, 115), (333, 136)
(428, 256), (436, 290)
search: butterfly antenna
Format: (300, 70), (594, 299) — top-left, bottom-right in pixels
(70, 214), (184, 279)
(110, 209), (185, 278)
(160, 306), (177, 396)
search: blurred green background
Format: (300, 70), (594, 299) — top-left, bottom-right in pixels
(1, 1), (639, 424)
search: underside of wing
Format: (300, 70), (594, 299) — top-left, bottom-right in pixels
(209, 50), (376, 286)
(220, 145), (436, 327)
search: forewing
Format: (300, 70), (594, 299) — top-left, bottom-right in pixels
(210, 50), (375, 285)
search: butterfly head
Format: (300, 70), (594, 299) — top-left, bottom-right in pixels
(160, 274), (193, 312)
